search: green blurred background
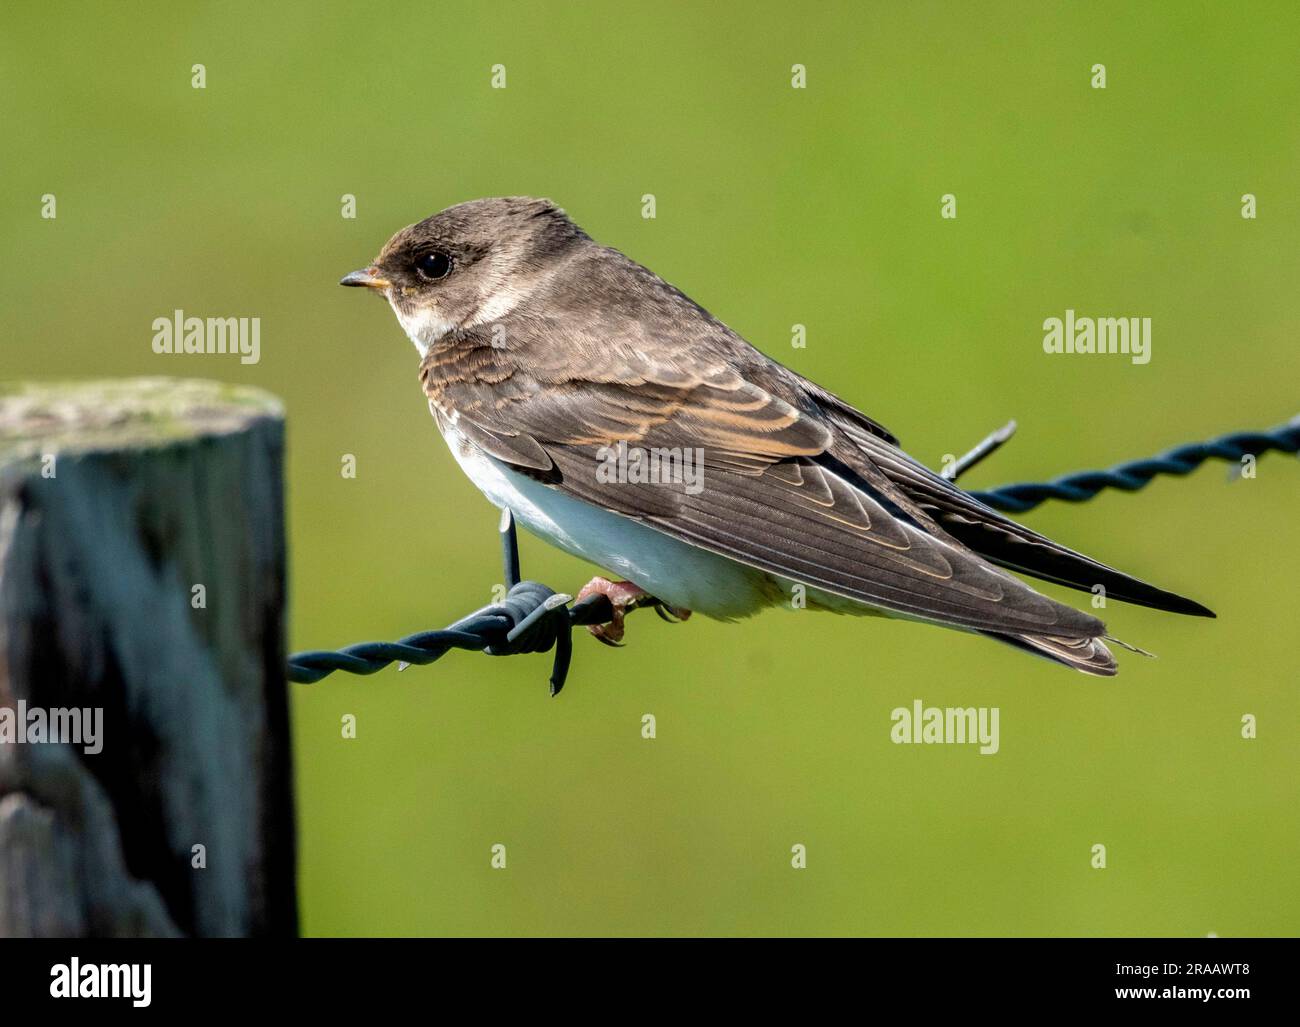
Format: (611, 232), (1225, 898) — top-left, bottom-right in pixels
(3, 1), (1297, 936)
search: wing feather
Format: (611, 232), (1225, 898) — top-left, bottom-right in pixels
(422, 333), (1105, 638)
(825, 414), (1214, 617)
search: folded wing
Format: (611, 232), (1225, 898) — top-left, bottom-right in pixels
(422, 333), (1111, 641)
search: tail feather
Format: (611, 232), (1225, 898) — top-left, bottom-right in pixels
(981, 630), (1118, 676)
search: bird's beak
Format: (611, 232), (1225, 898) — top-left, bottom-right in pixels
(339, 267), (391, 290)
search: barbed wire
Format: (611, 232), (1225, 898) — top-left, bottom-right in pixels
(965, 415), (1300, 513)
(288, 414), (1300, 694)
(288, 509), (614, 696)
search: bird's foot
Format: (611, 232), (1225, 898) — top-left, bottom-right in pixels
(575, 577), (691, 646)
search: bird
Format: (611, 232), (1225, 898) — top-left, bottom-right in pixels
(341, 196), (1213, 675)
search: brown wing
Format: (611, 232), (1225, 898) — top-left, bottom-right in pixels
(421, 327), (1105, 639)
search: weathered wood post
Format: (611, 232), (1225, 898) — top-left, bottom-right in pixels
(0, 379), (296, 937)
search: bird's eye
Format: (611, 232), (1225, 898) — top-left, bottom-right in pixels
(415, 251), (452, 281)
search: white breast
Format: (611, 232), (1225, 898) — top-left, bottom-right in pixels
(439, 425), (772, 619)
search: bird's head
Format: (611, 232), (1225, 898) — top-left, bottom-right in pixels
(341, 196), (587, 354)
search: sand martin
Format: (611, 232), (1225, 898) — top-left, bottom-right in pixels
(342, 197), (1212, 674)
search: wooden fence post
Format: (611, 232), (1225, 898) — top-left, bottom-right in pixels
(0, 378), (296, 937)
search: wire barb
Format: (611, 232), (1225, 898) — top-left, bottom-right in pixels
(943, 419), (1017, 482)
(499, 507), (521, 589)
(286, 414), (1300, 692)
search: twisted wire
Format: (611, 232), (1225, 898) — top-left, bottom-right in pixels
(967, 417), (1299, 513)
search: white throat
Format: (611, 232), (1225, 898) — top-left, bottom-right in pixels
(390, 300), (456, 357)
